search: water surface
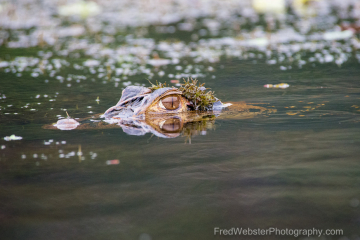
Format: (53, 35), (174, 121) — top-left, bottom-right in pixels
(1, 1), (360, 239)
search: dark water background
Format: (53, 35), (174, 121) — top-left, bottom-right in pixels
(1, 1), (360, 239)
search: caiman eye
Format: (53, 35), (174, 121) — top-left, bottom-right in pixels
(159, 95), (180, 110)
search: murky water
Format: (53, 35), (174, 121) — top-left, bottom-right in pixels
(1, 1), (360, 239)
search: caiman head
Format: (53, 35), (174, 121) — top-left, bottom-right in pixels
(103, 86), (227, 119)
(98, 84), (229, 138)
(104, 86), (186, 118)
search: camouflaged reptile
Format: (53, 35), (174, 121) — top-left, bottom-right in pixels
(48, 79), (276, 138)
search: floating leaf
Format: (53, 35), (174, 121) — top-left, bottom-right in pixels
(4, 134), (23, 141)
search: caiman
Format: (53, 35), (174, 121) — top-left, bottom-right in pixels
(46, 79), (276, 138)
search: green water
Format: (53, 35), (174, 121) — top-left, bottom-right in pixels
(1, 56), (360, 239)
(1, 1), (360, 239)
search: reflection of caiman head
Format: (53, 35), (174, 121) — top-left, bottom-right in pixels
(48, 85), (276, 138)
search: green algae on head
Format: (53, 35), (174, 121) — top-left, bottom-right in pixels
(179, 78), (216, 111)
(147, 80), (168, 91)
(148, 78), (217, 111)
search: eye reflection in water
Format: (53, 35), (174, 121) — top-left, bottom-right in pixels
(159, 118), (182, 132)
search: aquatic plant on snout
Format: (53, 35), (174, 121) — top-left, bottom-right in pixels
(178, 78), (217, 111)
(148, 78), (217, 111)
(148, 80), (168, 91)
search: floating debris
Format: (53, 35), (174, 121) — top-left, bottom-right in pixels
(54, 112), (80, 130)
(147, 59), (171, 66)
(4, 134), (23, 141)
(58, 1), (101, 18)
(323, 30), (353, 41)
(83, 60), (100, 67)
(106, 159), (120, 165)
(245, 38), (269, 48)
(252, 0), (286, 14)
(54, 118), (80, 130)
(0, 62), (9, 68)
(264, 83), (290, 89)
